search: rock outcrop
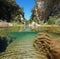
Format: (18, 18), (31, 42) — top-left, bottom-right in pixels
(0, 0), (25, 23)
(33, 33), (60, 59)
(31, 0), (60, 23)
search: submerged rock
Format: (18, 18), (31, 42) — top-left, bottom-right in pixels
(33, 33), (60, 59)
(0, 36), (8, 53)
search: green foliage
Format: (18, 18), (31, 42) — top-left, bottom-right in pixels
(47, 14), (60, 25)
(0, 27), (8, 37)
(47, 16), (56, 24)
(56, 21), (60, 25)
(39, 20), (45, 25)
(55, 14), (60, 25)
(0, 0), (24, 22)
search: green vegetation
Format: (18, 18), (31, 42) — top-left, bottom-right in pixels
(47, 14), (60, 25)
(0, 26), (22, 33)
(0, 0), (24, 22)
(29, 14), (60, 25)
(0, 27), (12, 43)
(29, 6), (60, 25)
(47, 16), (56, 24)
(30, 26), (60, 33)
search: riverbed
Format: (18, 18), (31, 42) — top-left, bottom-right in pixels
(0, 26), (60, 59)
(0, 32), (47, 59)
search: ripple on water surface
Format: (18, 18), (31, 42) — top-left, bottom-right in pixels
(0, 32), (47, 59)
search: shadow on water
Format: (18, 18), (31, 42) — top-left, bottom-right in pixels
(0, 35), (14, 53)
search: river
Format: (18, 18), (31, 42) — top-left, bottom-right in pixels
(0, 26), (60, 59)
(0, 32), (47, 59)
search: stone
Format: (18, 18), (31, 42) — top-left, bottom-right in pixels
(33, 33), (60, 59)
(31, 0), (60, 23)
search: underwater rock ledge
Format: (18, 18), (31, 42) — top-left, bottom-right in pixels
(33, 33), (60, 59)
(0, 36), (13, 53)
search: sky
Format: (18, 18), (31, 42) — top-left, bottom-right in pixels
(16, 0), (35, 20)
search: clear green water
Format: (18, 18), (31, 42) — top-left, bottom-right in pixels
(0, 32), (47, 59)
(0, 27), (60, 59)
(9, 32), (38, 39)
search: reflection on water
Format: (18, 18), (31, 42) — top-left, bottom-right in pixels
(0, 26), (60, 32)
(0, 26), (60, 59)
(25, 27), (31, 32)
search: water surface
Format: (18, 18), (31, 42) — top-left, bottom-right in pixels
(0, 26), (60, 59)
